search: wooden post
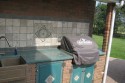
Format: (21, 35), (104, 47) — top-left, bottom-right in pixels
(102, 3), (116, 54)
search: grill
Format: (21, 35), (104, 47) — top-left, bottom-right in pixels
(58, 35), (99, 65)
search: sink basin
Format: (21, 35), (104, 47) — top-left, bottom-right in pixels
(0, 52), (5, 55)
(0, 56), (26, 67)
(0, 56), (27, 82)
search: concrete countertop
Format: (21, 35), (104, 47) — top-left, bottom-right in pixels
(19, 48), (73, 64)
(0, 47), (105, 64)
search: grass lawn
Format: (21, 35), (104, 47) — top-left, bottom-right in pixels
(92, 35), (125, 59)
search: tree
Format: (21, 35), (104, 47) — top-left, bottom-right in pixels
(93, 4), (107, 35)
(93, 3), (125, 36)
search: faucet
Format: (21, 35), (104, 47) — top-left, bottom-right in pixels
(0, 36), (11, 47)
(0, 36), (12, 55)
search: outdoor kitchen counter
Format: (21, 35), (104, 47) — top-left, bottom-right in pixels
(0, 48), (105, 64)
(19, 48), (73, 64)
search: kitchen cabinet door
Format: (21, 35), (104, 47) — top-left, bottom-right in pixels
(71, 65), (94, 83)
(37, 62), (62, 83)
(83, 65), (94, 83)
(70, 65), (85, 83)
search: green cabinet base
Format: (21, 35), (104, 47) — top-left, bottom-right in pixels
(36, 61), (63, 83)
(70, 65), (94, 83)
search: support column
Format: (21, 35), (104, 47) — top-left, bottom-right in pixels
(93, 3), (116, 83)
(102, 3), (115, 53)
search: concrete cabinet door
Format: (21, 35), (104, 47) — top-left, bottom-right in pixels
(36, 62), (63, 83)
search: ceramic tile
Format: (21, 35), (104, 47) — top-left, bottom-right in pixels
(0, 34), (5, 38)
(85, 23), (90, 28)
(72, 28), (77, 34)
(66, 28), (72, 34)
(26, 40), (33, 47)
(0, 18), (90, 48)
(77, 27), (81, 34)
(52, 21), (57, 27)
(6, 19), (13, 26)
(20, 19), (27, 27)
(35, 38), (44, 46)
(57, 27), (62, 34)
(20, 27), (27, 33)
(0, 41), (5, 48)
(51, 38), (58, 45)
(13, 27), (20, 33)
(27, 34), (34, 40)
(34, 23), (41, 33)
(51, 34), (57, 38)
(0, 18), (5, 26)
(5, 41), (13, 48)
(13, 19), (20, 27)
(80, 28), (85, 33)
(13, 41), (20, 47)
(47, 21), (52, 23)
(77, 23), (82, 28)
(27, 27), (34, 33)
(50, 27), (57, 34)
(44, 38), (52, 43)
(81, 23), (86, 28)
(27, 20), (33, 26)
(6, 26), (13, 33)
(34, 20), (40, 23)
(13, 34), (20, 40)
(41, 20), (47, 23)
(5, 33), (13, 41)
(62, 22), (68, 28)
(68, 22), (72, 27)
(84, 29), (89, 34)
(20, 34), (27, 40)
(72, 22), (77, 28)
(0, 26), (6, 34)
(20, 41), (26, 47)
(62, 28), (67, 34)
(57, 22), (62, 27)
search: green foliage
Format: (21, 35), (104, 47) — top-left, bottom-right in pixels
(118, 26), (125, 33)
(93, 4), (125, 36)
(93, 4), (107, 35)
(93, 35), (125, 59)
(114, 6), (124, 34)
(121, 4), (125, 16)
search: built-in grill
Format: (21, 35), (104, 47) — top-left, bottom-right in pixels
(58, 35), (99, 65)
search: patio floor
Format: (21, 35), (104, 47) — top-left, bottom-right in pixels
(106, 57), (125, 83)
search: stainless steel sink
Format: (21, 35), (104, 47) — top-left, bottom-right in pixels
(0, 56), (27, 82)
(0, 52), (5, 57)
(0, 52), (5, 55)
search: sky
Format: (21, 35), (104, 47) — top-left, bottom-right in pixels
(96, 1), (99, 6)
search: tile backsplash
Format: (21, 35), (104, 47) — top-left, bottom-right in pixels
(0, 18), (90, 48)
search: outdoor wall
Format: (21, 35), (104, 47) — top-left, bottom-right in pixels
(0, 0), (102, 83)
(0, 18), (90, 48)
(0, 0), (95, 21)
(0, 0), (95, 48)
